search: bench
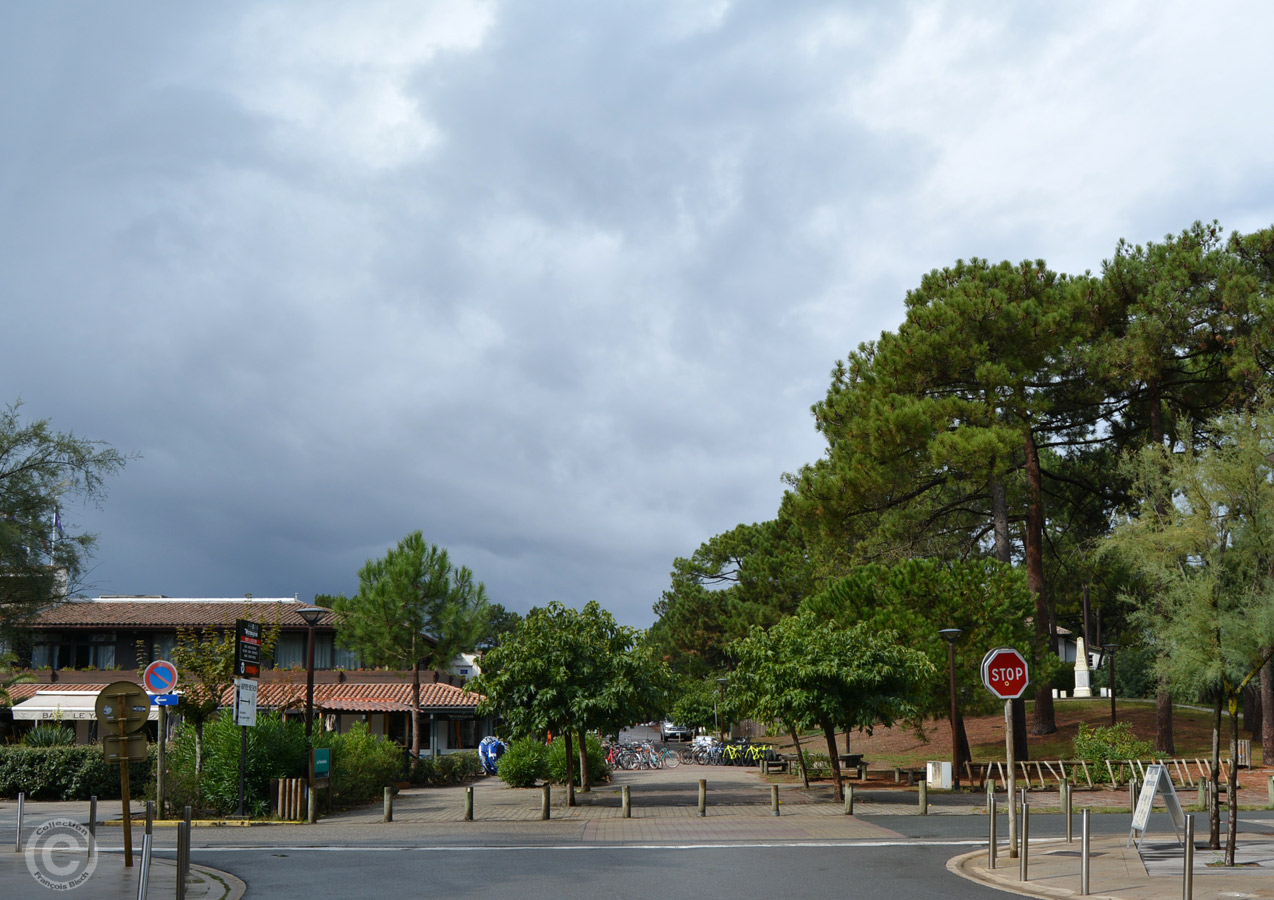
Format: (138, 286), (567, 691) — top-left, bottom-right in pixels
(760, 756), (790, 775)
(839, 753), (866, 779)
(893, 766), (925, 786)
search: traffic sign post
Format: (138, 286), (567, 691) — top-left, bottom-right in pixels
(143, 660), (180, 820)
(982, 648), (1029, 859)
(96, 682), (151, 867)
(235, 619), (262, 678)
(233, 620), (261, 817)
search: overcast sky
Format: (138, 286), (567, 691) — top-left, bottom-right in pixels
(4, 1), (1272, 629)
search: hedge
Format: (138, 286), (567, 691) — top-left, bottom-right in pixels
(0, 745), (155, 801)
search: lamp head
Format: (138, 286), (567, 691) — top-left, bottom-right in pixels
(938, 628), (962, 643)
(297, 605), (326, 627)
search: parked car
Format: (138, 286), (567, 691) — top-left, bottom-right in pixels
(660, 721), (691, 742)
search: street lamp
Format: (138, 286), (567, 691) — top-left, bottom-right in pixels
(938, 628), (962, 789)
(1101, 642), (1120, 726)
(297, 605), (326, 821)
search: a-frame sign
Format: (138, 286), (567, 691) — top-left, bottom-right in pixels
(1127, 763), (1186, 849)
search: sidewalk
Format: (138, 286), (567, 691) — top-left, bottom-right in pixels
(952, 834), (1274, 900)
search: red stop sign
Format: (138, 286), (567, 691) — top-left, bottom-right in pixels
(981, 647), (1030, 700)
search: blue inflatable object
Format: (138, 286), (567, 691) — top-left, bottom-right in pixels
(479, 736), (507, 775)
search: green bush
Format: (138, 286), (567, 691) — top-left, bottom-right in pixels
(412, 750), (482, 786)
(546, 733), (609, 786)
(497, 738), (548, 788)
(22, 724), (76, 747)
(167, 711), (306, 816)
(314, 723), (404, 805)
(0, 746), (153, 800)
(799, 750), (832, 778)
(1071, 722), (1158, 762)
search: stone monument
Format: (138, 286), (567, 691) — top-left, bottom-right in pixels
(1073, 635), (1093, 698)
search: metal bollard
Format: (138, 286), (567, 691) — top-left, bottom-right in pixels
(1019, 793), (1029, 881)
(844, 783), (854, 816)
(464, 786), (474, 821)
(175, 822), (188, 900)
(1065, 782), (1073, 843)
(541, 783), (550, 820)
(1183, 814), (1194, 900)
(136, 803), (153, 900)
(621, 785), (631, 818)
(1129, 779), (1139, 811)
(14, 792), (23, 853)
(771, 784), (780, 816)
(88, 796), (97, 857)
(1268, 775), (1273, 809)
(988, 788), (997, 870)
(919, 778), (928, 815)
(383, 787), (393, 823)
(1080, 808), (1091, 895)
(698, 779), (707, 817)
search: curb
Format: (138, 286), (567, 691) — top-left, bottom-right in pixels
(947, 846), (1124, 900)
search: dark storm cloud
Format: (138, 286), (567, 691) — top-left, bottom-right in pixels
(3, 1), (1273, 626)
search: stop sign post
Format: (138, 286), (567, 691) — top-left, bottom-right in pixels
(982, 647), (1029, 860)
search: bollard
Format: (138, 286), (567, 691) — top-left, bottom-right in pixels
(1080, 808), (1091, 895)
(14, 791), (23, 853)
(1059, 776), (1067, 812)
(844, 783), (854, 816)
(1019, 793), (1029, 882)
(541, 783), (551, 820)
(1129, 779), (1139, 811)
(1183, 814), (1194, 900)
(89, 796), (97, 855)
(383, 787), (393, 823)
(919, 778), (928, 815)
(771, 784), (780, 817)
(181, 806), (192, 885)
(621, 785), (631, 818)
(698, 779), (707, 817)
(136, 803), (153, 900)
(464, 786), (474, 821)
(308, 782), (317, 824)
(1065, 782), (1073, 843)
(175, 822), (188, 900)
(1268, 775), (1273, 809)
(988, 788), (997, 870)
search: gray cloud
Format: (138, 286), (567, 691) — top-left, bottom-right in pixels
(3, 1), (1272, 627)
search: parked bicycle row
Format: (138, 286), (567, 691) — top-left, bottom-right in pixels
(604, 737), (780, 768)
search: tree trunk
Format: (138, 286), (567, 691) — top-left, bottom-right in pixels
(990, 472), (1012, 563)
(411, 653), (422, 776)
(955, 711), (973, 781)
(577, 727), (590, 792)
(1262, 656), (1274, 764)
(789, 726), (809, 790)
(1011, 697), (1029, 761)
(1227, 698), (1239, 867)
(822, 722), (843, 802)
(1209, 692), (1221, 850)
(1024, 430), (1057, 735)
(1147, 382), (1176, 755)
(563, 729), (576, 806)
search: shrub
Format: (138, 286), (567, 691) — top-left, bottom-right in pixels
(546, 732), (609, 786)
(1071, 722), (1158, 762)
(314, 723), (404, 805)
(412, 750), (482, 786)
(0, 746), (153, 800)
(497, 738), (548, 788)
(166, 711), (306, 816)
(799, 750), (832, 779)
(22, 724), (76, 747)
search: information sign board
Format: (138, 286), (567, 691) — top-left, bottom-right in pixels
(1127, 763), (1185, 848)
(233, 677), (258, 727)
(235, 619), (262, 678)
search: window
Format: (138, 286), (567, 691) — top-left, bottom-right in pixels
(274, 634), (305, 669)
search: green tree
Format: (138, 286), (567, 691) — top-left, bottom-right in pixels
(730, 612), (935, 801)
(0, 401), (130, 631)
(1101, 411), (1274, 861)
(329, 532), (489, 765)
(476, 603), (522, 651)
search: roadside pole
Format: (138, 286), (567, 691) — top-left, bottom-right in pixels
(1006, 700), (1017, 857)
(156, 704), (167, 819)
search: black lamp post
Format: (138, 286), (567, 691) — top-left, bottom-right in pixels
(1102, 642), (1120, 726)
(297, 605), (326, 818)
(938, 628), (962, 789)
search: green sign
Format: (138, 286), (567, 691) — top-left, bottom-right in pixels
(314, 748), (331, 777)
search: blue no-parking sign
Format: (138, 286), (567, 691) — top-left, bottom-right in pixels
(143, 659), (179, 694)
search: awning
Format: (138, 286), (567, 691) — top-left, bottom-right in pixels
(9, 690), (159, 722)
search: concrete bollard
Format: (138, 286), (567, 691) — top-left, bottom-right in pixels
(698, 779), (707, 817)
(621, 785), (631, 818)
(383, 787), (393, 823)
(918, 779), (928, 815)
(308, 783), (317, 824)
(464, 786), (474, 821)
(1183, 814), (1195, 900)
(1080, 808), (1091, 895)
(771, 784), (780, 816)
(1019, 793), (1029, 882)
(844, 783), (854, 816)
(541, 783), (550, 820)
(1197, 778), (1206, 808)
